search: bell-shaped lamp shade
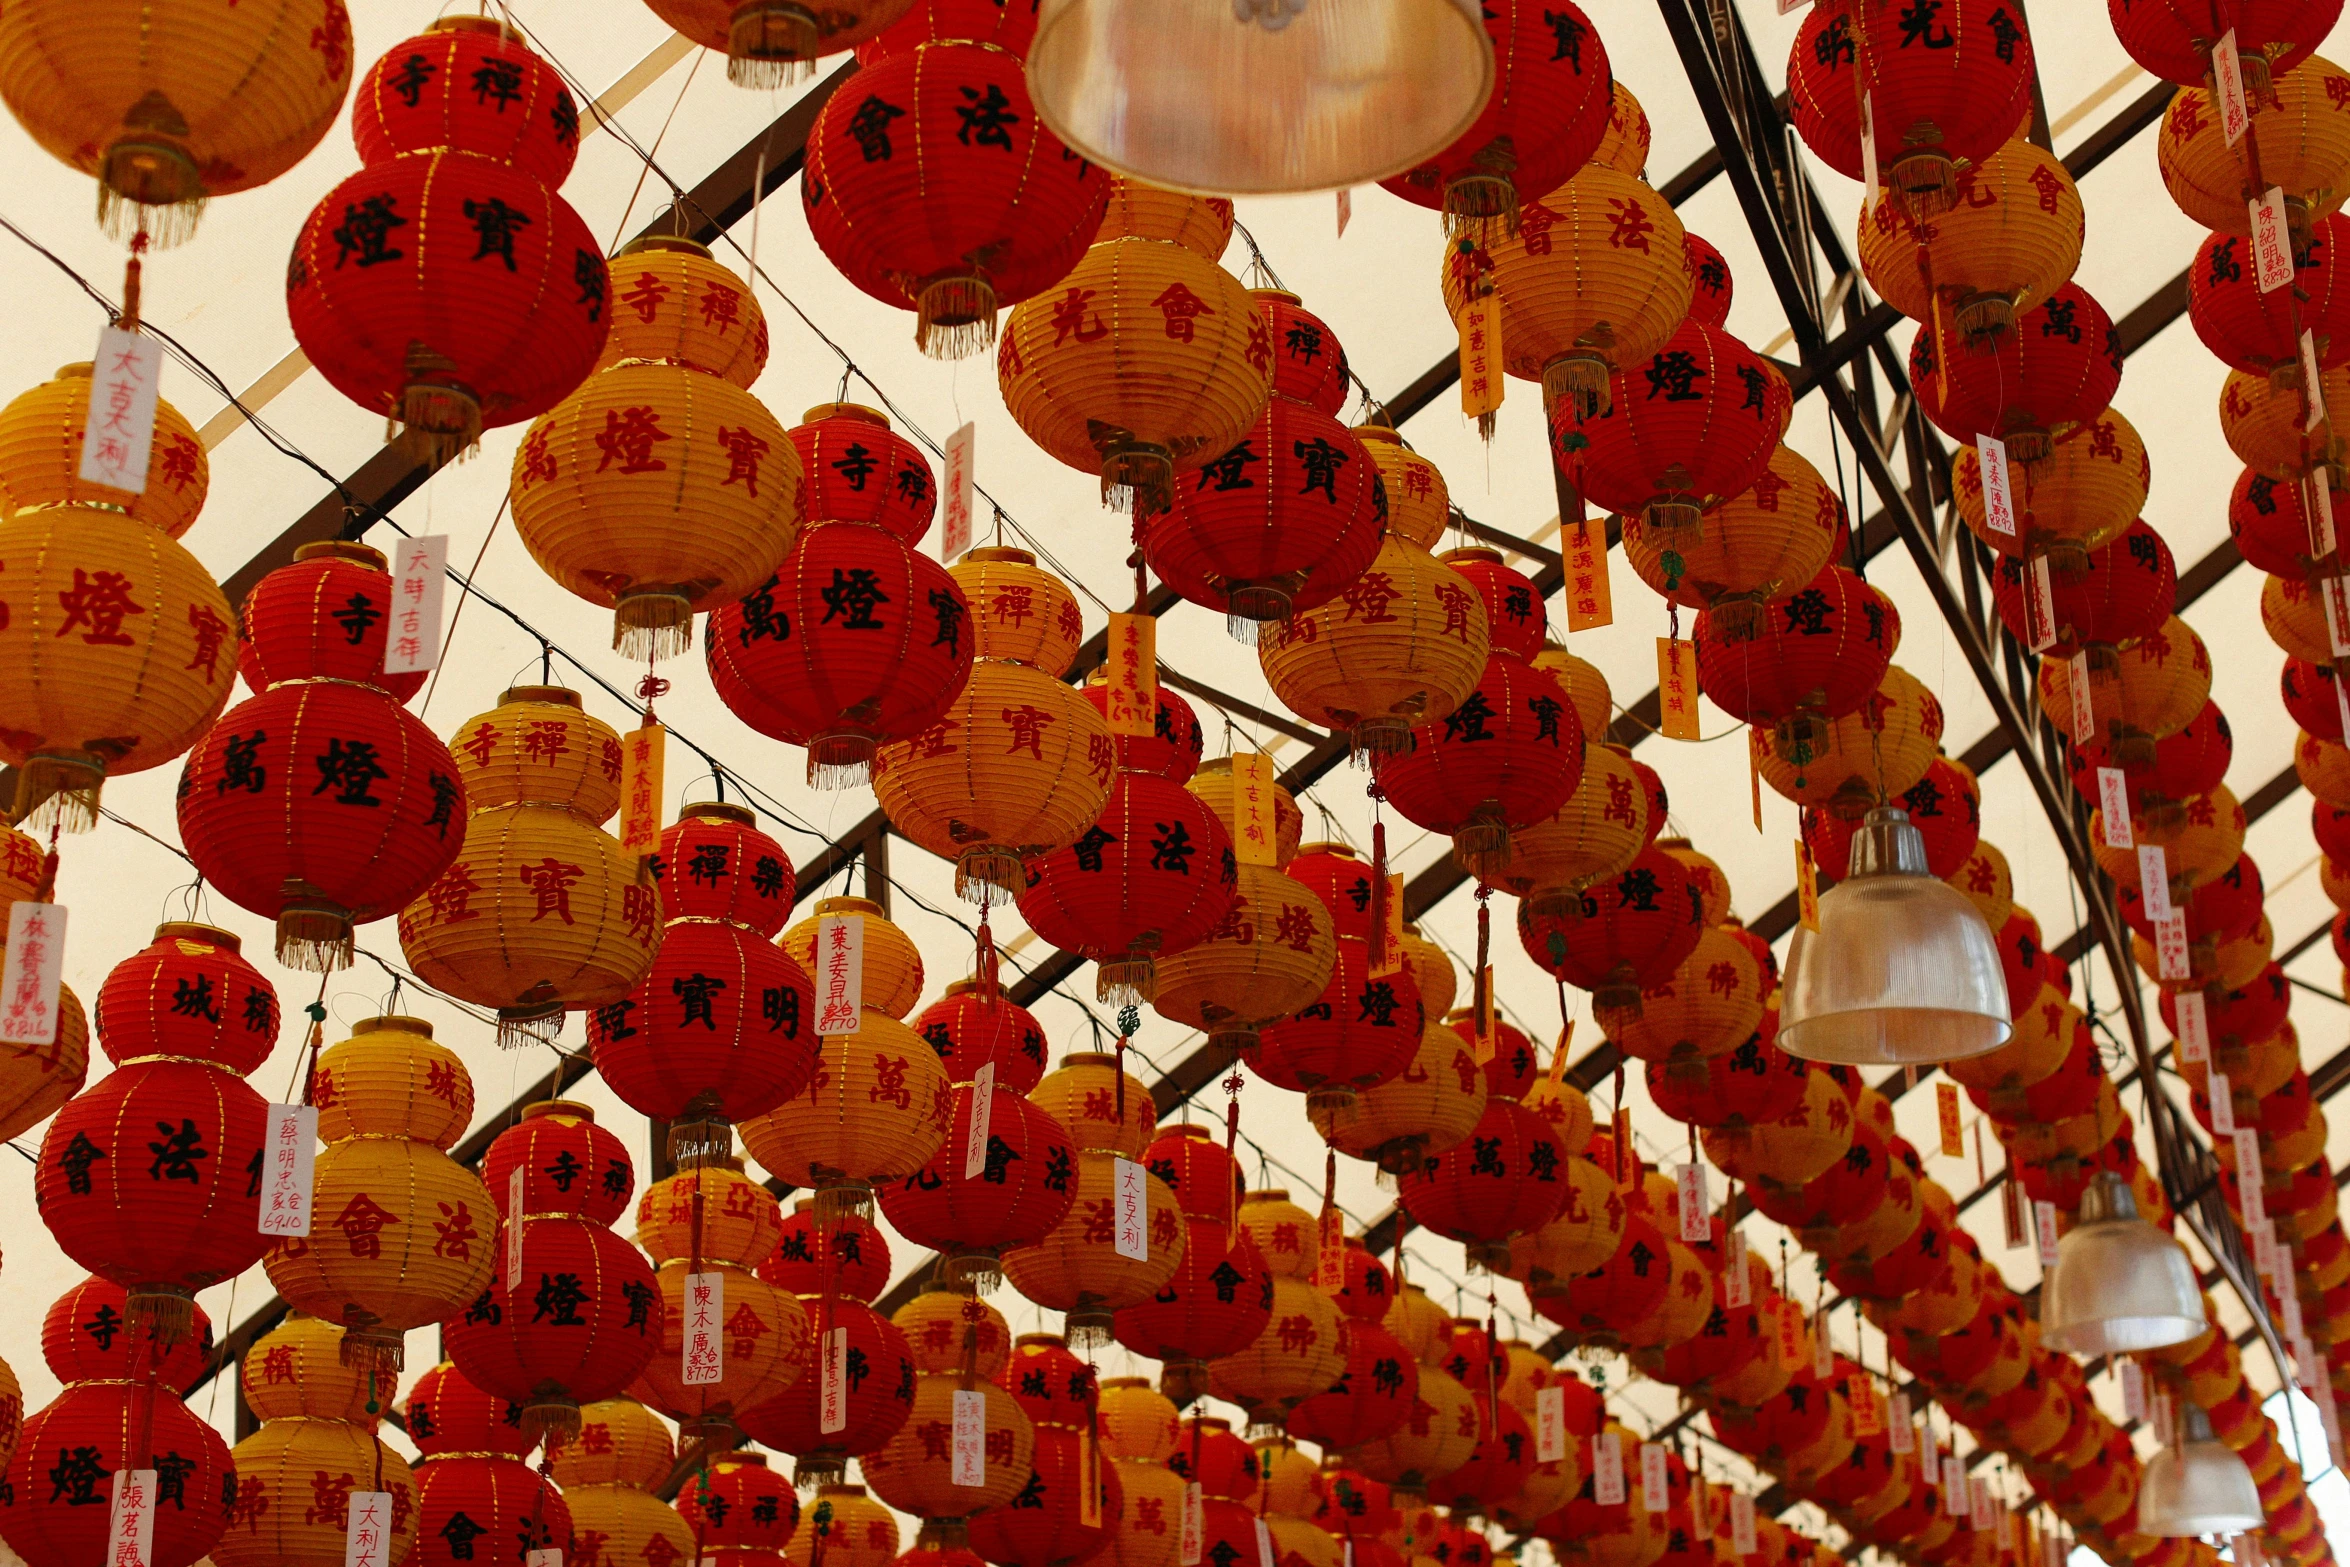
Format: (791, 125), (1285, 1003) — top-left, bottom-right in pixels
(2139, 1405), (2263, 1536)
(1777, 806), (2011, 1064)
(2041, 1172), (2209, 1356)
(1026, 0), (1497, 195)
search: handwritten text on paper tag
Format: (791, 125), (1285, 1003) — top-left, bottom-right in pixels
(343, 1491), (395, 1567)
(2254, 187), (2295, 293)
(1114, 1156), (1149, 1261)
(505, 1166), (526, 1291)
(0, 901), (66, 1047)
(619, 723), (666, 857)
(1640, 1443), (1669, 1512)
(1978, 435), (2016, 537)
(953, 1388), (987, 1486)
(1593, 1432), (1626, 1505)
(964, 1063), (995, 1180)
(2095, 768), (2134, 849)
(1676, 1163), (1710, 1240)
(258, 1103), (318, 1236)
(385, 533), (448, 675)
(1725, 1231), (1749, 1306)
(2176, 990), (2209, 1063)
(1231, 752), (1278, 867)
(943, 423), (975, 561)
(108, 1470), (158, 1567)
(1537, 1385), (1566, 1463)
(1106, 613), (1157, 737)
(2034, 1201), (2060, 1267)
(682, 1270), (724, 1386)
(2216, 29), (2249, 144)
(821, 1323), (849, 1434)
(816, 913), (864, 1035)
(80, 328), (163, 492)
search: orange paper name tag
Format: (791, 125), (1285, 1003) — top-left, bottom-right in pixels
(1657, 637), (1700, 739)
(1565, 518), (1613, 631)
(1105, 613), (1157, 737)
(1795, 839), (1821, 932)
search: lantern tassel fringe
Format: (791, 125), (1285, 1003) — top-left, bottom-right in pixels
(956, 848), (1024, 907)
(392, 383), (484, 465)
(126, 1286), (196, 1346)
(338, 1319), (406, 1376)
(726, 1), (820, 86)
(1096, 957), (1156, 1007)
(808, 732), (877, 791)
(496, 1003), (565, 1049)
(1441, 175), (1520, 243)
(915, 276), (999, 360)
(95, 184), (204, 250)
(15, 754), (102, 835)
(615, 592), (695, 662)
(1453, 810), (1511, 879)
(522, 1396), (583, 1449)
(793, 1454), (847, 1492)
(1159, 1359), (1210, 1408)
(944, 1249), (1005, 1294)
(1348, 718), (1412, 765)
(1065, 1311), (1113, 1349)
(813, 1179), (876, 1224)
(276, 904), (356, 973)
(1101, 444), (1175, 521)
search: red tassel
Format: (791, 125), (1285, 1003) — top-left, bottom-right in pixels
(976, 910), (999, 1004)
(1368, 794), (1390, 972)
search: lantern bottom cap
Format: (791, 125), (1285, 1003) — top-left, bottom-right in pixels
(1348, 717), (1412, 764)
(956, 847), (1024, 907)
(496, 1001), (566, 1049)
(1102, 442), (1176, 520)
(616, 588), (695, 661)
(1441, 173), (1521, 244)
(277, 900), (357, 973)
(16, 750), (104, 834)
(943, 1247), (1005, 1294)
(1159, 1358), (1210, 1407)
(1888, 147), (1960, 221)
(1226, 583), (1294, 645)
(1098, 956), (1157, 1006)
(1065, 1308), (1113, 1348)
(521, 1392), (582, 1447)
(1541, 352), (1613, 424)
(126, 1283), (197, 1344)
(809, 731), (877, 791)
(99, 135), (205, 245)
(393, 378), (484, 464)
(726, 0), (820, 85)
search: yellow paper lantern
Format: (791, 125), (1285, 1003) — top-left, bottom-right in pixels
(1397, 926), (1458, 1024)
(242, 1316), (391, 1426)
(2038, 614), (2212, 762)
(0, 0), (351, 239)
(599, 236), (770, 387)
(512, 353), (801, 656)
(1106, 1453), (1187, 1567)
(0, 976), (86, 1144)
(549, 1396), (675, 1488)
(1260, 538), (1491, 754)
(1757, 666), (1943, 818)
(2091, 785), (2245, 900)
(1099, 1377), (1180, 1463)
(0, 501), (233, 827)
(1204, 1273), (1344, 1416)
(1237, 1189), (1319, 1280)
(1601, 926), (1764, 1065)
(1504, 1156), (1625, 1293)
(215, 1317), (412, 1567)
(1703, 1072), (1855, 1190)
(1534, 642), (1612, 741)
(1948, 840), (2015, 931)
(873, 660), (1114, 903)
(739, 1010), (950, 1217)
(2222, 365), (2350, 478)
(894, 1280), (1012, 1376)
(633, 1159), (784, 1267)
(2159, 58), (2350, 233)
(950, 547), (1087, 673)
(1946, 984), (2076, 1093)
(1354, 426), (1450, 551)
(1524, 1074), (1594, 1158)
(1857, 139), (2085, 343)
(1315, 1020), (1486, 1177)
(1954, 411), (2148, 569)
(1340, 1361), (1477, 1488)
(862, 1376), (1034, 1516)
(1098, 179), (1235, 260)
(999, 202), (1272, 515)
(782, 896), (924, 1019)
(1660, 840), (1732, 928)
(2266, 570), (2338, 664)
(1155, 864), (1338, 1053)
(1999, 1078), (2124, 1165)
(1442, 165), (1692, 417)
(445, 685), (624, 822)
(1493, 741), (1650, 911)
(0, 363), (208, 537)
(1592, 83), (1651, 178)
(266, 1016), (494, 1367)
(571, 1482), (699, 1567)
(1003, 1148), (1185, 1341)
(633, 1256), (807, 1426)
(1030, 1051), (1158, 1158)
(1622, 446), (1843, 625)
(1188, 758), (1305, 869)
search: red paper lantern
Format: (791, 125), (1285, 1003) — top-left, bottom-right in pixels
(1787, 0), (2035, 210)
(969, 1428), (1121, 1567)
(353, 19), (582, 187)
(653, 802), (798, 935)
(1377, 0), (1612, 233)
(587, 905), (819, 1130)
(94, 923), (281, 1074)
(1911, 284), (2121, 460)
(1804, 755), (1979, 882)
(0, 1382), (232, 1567)
(1373, 655), (1583, 873)
(414, 1454), (571, 1567)
(1709, 1365), (1834, 1462)
(1250, 940), (1425, 1110)
(1017, 772), (1237, 1004)
(290, 79), (608, 458)
(1141, 1123), (1244, 1225)
(1254, 291), (1351, 417)
(790, 404), (938, 544)
(1170, 1420), (1261, 1499)
(405, 1359), (531, 1458)
(1441, 549), (1547, 663)
(759, 1200), (893, 1304)
(1145, 399), (1386, 637)
(2109, 0), (2335, 89)
(2069, 699), (2232, 824)
(913, 984), (1050, 1092)
(704, 524), (976, 787)
(1646, 1031), (1807, 1129)
(1752, 1116), (1890, 1230)
(1287, 1319), (1420, 1449)
(2191, 213), (2350, 375)
(37, 1058), (270, 1325)
(879, 1084), (1078, 1283)
(236, 538), (427, 701)
(41, 1277), (213, 1393)
(860, 0), (1041, 59)
(1561, 320), (1791, 539)
(1990, 517), (2175, 661)
(1643, 1269), (1764, 1391)
(1450, 1011), (1540, 1101)
(178, 677), (466, 969)
(1533, 1215), (1672, 1338)
(675, 1452), (798, 1560)
(1283, 845), (1381, 941)
(736, 1301), (916, 1484)
(444, 1206), (662, 1442)
(2163, 963), (2290, 1055)
(1110, 1215), (1274, 1402)
(2285, 658), (2346, 738)
(2230, 466), (2343, 579)
(1429, 1399), (1532, 1512)
(802, 41), (1108, 356)
(1827, 1181), (1955, 1300)
(481, 1101), (634, 1226)
(2119, 853), (2263, 949)
(2320, 799), (2350, 861)
(1694, 566), (1897, 753)
(1080, 681), (1205, 785)
(1518, 847), (1705, 1011)
(1684, 233), (1733, 329)
(1397, 1099), (1571, 1264)
(1327, 1242), (1396, 1323)
(999, 1334), (1098, 1430)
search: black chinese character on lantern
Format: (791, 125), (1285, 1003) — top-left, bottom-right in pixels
(333, 592), (382, 645)
(464, 196), (532, 272)
(954, 83), (1020, 150)
(146, 1119), (209, 1183)
(674, 972), (727, 1030)
(314, 737), (391, 806)
(1292, 437), (1349, 503)
(218, 731), (267, 796)
(846, 95), (907, 161)
(819, 567), (891, 630)
(332, 194), (408, 270)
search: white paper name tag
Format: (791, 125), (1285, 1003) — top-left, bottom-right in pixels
(2120, 1358), (2146, 1420)
(952, 1387), (986, 1486)
(2026, 555), (2057, 653)
(258, 1103), (318, 1236)
(1677, 1163), (1710, 1241)
(0, 900), (66, 1047)
(1114, 1156), (1149, 1261)
(2067, 652), (2095, 743)
(943, 422), (976, 562)
(1536, 1384), (1566, 1462)
(343, 1491), (395, 1567)
(821, 1324), (848, 1434)
(108, 1469), (158, 1567)
(385, 534), (449, 676)
(2175, 990), (2209, 1064)
(80, 328), (162, 492)
(2254, 186), (2295, 293)
(506, 1166), (526, 1291)
(2237, 1130), (2265, 1223)
(1640, 1442), (1669, 1512)
(1255, 1517), (1277, 1567)
(1594, 1432), (1626, 1505)
(2216, 28), (2249, 145)
(1181, 1482), (1203, 1565)
(1978, 435), (2016, 537)
(1730, 1492), (1756, 1554)
(2095, 769), (2133, 849)
(1725, 1230), (1749, 1306)
(2034, 1201), (2060, 1267)
(2137, 844), (2171, 918)
(2154, 911), (2190, 981)
(1944, 1454), (1968, 1516)
(2210, 1072), (2236, 1135)
(964, 1063), (995, 1180)
(816, 913), (864, 1035)
(2304, 330), (2330, 433)
(1860, 91), (1879, 215)
(682, 1270), (724, 1385)
(1889, 1394), (1912, 1452)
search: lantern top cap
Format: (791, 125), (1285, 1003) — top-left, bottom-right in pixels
(680, 801), (756, 827)
(1353, 423), (1405, 446)
(816, 1484), (868, 1497)
(1242, 1189), (1292, 1204)
(1658, 836), (1692, 850)
(352, 1015), (434, 1037)
(1249, 289), (1302, 306)
(1100, 1375), (1152, 1390)
(815, 895), (884, 917)
(964, 546), (1037, 566)
(1439, 546), (1504, 567)
(499, 684), (582, 709)
(1060, 1051), (1122, 1068)
(618, 235), (711, 261)
(294, 540), (389, 571)
(55, 361), (93, 380)
(1297, 841), (1356, 859)
(1163, 1124), (1214, 1142)
(1016, 1332), (1068, 1348)
(716, 1451), (771, 1469)
(803, 402), (892, 430)
(154, 921), (239, 951)
(428, 14), (523, 41)
(522, 1099), (596, 1124)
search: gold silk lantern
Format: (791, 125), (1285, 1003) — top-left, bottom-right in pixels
(1441, 163), (1692, 419)
(631, 1161), (807, 1434)
(214, 1317), (416, 1567)
(0, 362), (208, 537)
(599, 236), (771, 387)
(1857, 139), (2086, 346)
(0, 0), (352, 241)
(554, 1398), (700, 1567)
(1355, 425), (1450, 550)
(264, 1015), (495, 1372)
(998, 183), (1272, 516)
(1003, 1148), (1186, 1344)
(511, 249), (803, 657)
(1154, 864), (1338, 1054)
(784, 896), (926, 1018)
(400, 687), (659, 1043)
(1315, 1020), (1487, 1178)
(1260, 537), (1492, 755)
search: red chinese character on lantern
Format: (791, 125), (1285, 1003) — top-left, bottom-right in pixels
(518, 857), (585, 923)
(186, 602), (228, 680)
(621, 272), (671, 322)
(336, 1192), (399, 1258)
(1049, 287), (1109, 347)
(717, 425), (769, 497)
(55, 567), (144, 646)
(1151, 282), (1216, 344)
(594, 406), (672, 475)
(1339, 572), (1400, 624)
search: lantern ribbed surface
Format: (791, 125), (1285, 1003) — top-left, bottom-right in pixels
(0, 363), (207, 537)
(1694, 565), (1898, 754)
(1622, 444), (1843, 619)
(1003, 1147), (1185, 1339)
(601, 236), (770, 386)
(783, 895), (926, 1018)
(94, 921), (279, 1073)
(738, 1011), (951, 1214)
(1754, 666), (1944, 818)
(1564, 319), (1793, 536)
(1787, 0), (2034, 203)
(789, 403), (937, 541)
(1912, 283), (2122, 459)
(1353, 426), (1450, 549)
(2, 1382), (231, 1567)
(1152, 862), (1337, 1053)
(2222, 364), (2350, 477)
(1260, 538), (1491, 754)
(1956, 409), (2149, 568)
(1857, 140), (2084, 344)
(863, 1375), (1034, 1514)
(1990, 516), (2175, 660)
(2160, 58), (2350, 232)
